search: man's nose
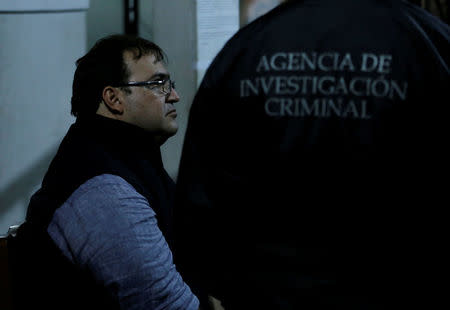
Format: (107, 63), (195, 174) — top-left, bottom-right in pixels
(167, 88), (180, 103)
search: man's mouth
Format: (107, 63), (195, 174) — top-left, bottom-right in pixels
(167, 110), (177, 117)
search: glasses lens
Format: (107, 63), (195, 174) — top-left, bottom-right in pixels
(162, 79), (170, 94)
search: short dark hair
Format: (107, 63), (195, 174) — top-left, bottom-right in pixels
(71, 34), (166, 117)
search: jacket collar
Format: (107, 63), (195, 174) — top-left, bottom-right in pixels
(74, 114), (164, 168)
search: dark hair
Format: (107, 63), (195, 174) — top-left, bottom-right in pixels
(71, 34), (166, 117)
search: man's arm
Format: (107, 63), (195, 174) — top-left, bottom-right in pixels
(47, 174), (199, 310)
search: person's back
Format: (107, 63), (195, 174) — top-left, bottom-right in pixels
(174, 0), (449, 309)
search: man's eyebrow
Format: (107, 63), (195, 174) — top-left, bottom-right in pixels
(148, 72), (170, 81)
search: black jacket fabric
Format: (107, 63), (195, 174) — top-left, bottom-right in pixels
(173, 1), (449, 309)
(11, 115), (175, 309)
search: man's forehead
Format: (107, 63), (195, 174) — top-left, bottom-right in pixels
(124, 52), (168, 76)
(123, 50), (161, 64)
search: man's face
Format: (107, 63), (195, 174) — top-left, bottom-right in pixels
(119, 52), (180, 142)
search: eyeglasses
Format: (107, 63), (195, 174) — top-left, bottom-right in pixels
(116, 79), (175, 95)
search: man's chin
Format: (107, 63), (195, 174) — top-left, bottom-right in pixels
(167, 123), (179, 135)
(156, 127), (178, 145)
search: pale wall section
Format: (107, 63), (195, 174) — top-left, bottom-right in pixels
(86, 0), (123, 49)
(0, 1), (89, 234)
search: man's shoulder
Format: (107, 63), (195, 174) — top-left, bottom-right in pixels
(66, 174), (145, 208)
(82, 173), (132, 188)
(51, 173), (154, 240)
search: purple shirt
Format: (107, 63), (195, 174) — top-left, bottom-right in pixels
(47, 174), (199, 310)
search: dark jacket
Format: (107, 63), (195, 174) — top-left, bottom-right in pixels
(173, 1), (449, 309)
(10, 115), (175, 310)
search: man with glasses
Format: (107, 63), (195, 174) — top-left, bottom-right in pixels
(12, 34), (199, 310)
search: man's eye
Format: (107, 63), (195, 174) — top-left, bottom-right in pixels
(145, 80), (164, 88)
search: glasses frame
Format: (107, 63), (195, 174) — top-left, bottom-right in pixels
(115, 79), (175, 95)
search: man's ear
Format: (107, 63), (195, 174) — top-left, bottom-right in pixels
(102, 86), (124, 115)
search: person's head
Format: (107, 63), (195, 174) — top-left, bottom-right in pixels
(71, 34), (180, 144)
